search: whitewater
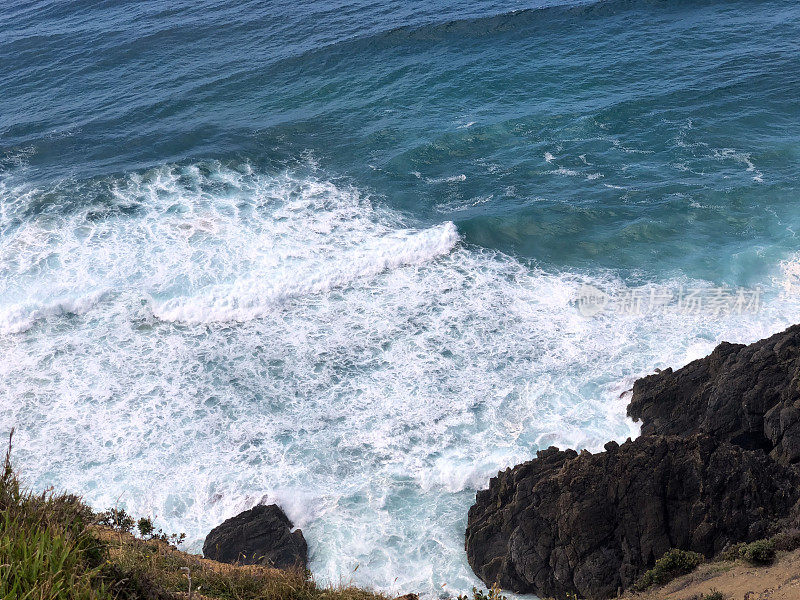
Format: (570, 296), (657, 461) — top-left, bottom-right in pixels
(3, 0), (800, 596)
(2, 159), (800, 594)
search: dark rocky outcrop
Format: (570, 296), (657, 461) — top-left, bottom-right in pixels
(629, 324), (800, 463)
(203, 504), (308, 570)
(466, 324), (800, 599)
(466, 435), (799, 599)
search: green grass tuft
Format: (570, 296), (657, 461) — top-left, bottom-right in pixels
(0, 429), (111, 599)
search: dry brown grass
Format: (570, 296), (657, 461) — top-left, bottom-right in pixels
(621, 548), (800, 600)
(97, 526), (392, 600)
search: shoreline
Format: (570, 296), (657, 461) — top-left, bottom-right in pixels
(466, 324), (800, 599)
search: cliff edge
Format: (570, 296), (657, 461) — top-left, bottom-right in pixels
(465, 324), (800, 599)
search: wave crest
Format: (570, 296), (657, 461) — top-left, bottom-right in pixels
(153, 221), (459, 324)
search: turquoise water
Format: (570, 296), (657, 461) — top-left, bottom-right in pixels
(2, 0), (800, 595)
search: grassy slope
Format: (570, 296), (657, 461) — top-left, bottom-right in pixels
(0, 433), (391, 600)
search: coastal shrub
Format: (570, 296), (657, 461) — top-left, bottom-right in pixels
(458, 584), (508, 600)
(135, 515), (187, 547)
(772, 528), (800, 552)
(98, 506), (135, 533)
(739, 539), (775, 565)
(720, 542), (746, 562)
(137, 516), (155, 537)
(701, 591), (726, 600)
(634, 548), (703, 590)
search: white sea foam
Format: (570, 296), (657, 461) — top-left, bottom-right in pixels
(712, 148), (764, 183)
(425, 174), (466, 184)
(1, 162), (799, 597)
(551, 167), (580, 176)
(0, 289), (110, 335)
(672, 130), (765, 183)
(434, 194), (494, 214)
(153, 222), (459, 324)
(774, 252), (800, 296)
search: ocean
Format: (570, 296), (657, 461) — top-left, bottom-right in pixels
(2, 0), (800, 595)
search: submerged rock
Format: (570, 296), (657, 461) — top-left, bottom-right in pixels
(466, 324), (800, 599)
(203, 504), (308, 570)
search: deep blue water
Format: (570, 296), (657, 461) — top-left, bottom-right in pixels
(2, 0), (800, 596)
